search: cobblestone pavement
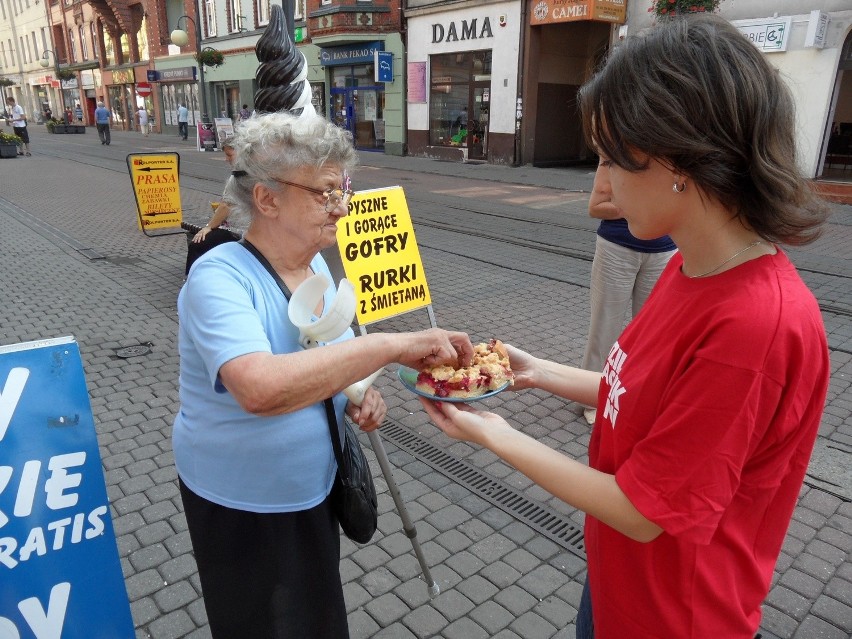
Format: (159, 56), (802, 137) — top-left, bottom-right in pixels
(0, 126), (849, 639)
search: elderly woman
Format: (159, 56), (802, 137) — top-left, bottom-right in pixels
(174, 112), (472, 638)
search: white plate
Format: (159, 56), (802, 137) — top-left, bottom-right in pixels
(398, 366), (511, 403)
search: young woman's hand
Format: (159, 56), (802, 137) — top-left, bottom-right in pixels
(503, 344), (539, 391)
(417, 398), (512, 445)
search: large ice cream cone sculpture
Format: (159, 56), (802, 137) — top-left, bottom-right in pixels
(254, 4), (314, 116)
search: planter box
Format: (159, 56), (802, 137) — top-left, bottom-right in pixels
(49, 125), (68, 134)
(0, 144), (18, 158)
(72, 125), (86, 133)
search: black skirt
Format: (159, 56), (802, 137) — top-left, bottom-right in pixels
(179, 478), (349, 639)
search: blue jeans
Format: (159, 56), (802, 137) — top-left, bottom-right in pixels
(576, 578), (594, 639)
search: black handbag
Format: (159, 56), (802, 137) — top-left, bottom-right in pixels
(323, 399), (378, 544)
(240, 239), (378, 543)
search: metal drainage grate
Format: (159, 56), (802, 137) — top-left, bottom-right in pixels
(377, 420), (586, 559)
(115, 343), (152, 358)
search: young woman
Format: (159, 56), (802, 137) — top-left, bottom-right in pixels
(419, 14), (830, 638)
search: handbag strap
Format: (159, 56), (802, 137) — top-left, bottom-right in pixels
(239, 238), (344, 462)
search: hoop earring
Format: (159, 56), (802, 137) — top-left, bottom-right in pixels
(673, 180), (686, 193)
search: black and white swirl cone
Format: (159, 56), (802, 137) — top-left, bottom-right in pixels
(254, 3), (314, 116)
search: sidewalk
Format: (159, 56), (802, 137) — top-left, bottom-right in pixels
(0, 126), (850, 639)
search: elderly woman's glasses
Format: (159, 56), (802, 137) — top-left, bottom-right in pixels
(272, 178), (354, 212)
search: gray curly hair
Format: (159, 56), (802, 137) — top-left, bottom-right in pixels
(222, 111), (357, 222)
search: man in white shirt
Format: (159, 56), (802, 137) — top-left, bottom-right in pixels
(5, 97), (31, 156)
(136, 106), (149, 137)
(177, 103), (189, 140)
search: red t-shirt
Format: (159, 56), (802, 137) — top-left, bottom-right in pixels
(586, 249), (829, 638)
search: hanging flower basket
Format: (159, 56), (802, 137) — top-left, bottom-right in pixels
(650, 0), (720, 18)
(0, 78), (14, 87)
(196, 48), (225, 67)
(56, 68), (76, 81)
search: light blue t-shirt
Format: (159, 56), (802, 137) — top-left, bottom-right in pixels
(94, 107), (110, 124)
(177, 105), (188, 122)
(173, 242), (353, 512)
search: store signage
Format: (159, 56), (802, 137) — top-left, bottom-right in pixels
(374, 51), (393, 83)
(338, 187), (431, 325)
(60, 78), (78, 90)
(147, 70), (159, 81)
(431, 18), (493, 43)
(407, 62), (427, 103)
(126, 153), (183, 231)
(112, 69), (134, 84)
(530, 0), (626, 25)
(295, 26), (305, 43)
(804, 10), (829, 49)
(0, 336), (135, 639)
(733, 16), (791, 53)
(157, 67), (197, 82)
(320, 42), (383, 67)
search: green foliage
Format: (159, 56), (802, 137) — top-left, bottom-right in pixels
(196, 48), (225, 67)
(650, 0), (720, 18)
(0, 131), (22, 144)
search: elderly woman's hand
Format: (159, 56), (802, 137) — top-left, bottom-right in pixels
(346, 386), (386, 432)
(396, 328), (474, 371)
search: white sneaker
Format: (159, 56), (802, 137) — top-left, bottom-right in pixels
(583, 408), (597, 425)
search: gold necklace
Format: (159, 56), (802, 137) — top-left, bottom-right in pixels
(689, 240), (763, 278)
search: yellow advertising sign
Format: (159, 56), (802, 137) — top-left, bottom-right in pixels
(126, 153), (182, 232)
(338, 186), (431, 325)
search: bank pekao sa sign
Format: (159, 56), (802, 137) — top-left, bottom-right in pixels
(0, 337), (134, 638)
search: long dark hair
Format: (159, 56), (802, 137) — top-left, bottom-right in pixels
(579, 14), (828, 246)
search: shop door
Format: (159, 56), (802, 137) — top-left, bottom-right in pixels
(468, 84), (490, 160)
(330, 87), (383, 151)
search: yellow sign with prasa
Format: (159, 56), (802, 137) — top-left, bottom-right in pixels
(338, 186), (431, 325)
(126, 153), (182, 230)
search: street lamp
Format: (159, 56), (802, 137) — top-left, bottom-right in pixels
(170, 14), (208, 123)
(39, 50), (65, 115)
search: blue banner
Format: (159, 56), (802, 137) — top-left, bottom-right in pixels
(0, 337), (134, 638)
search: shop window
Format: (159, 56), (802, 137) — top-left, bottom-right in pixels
(68, 29), (76, 63)
(137, 15), (149, 61)
(429, 50), (491, 148)
(205, 0), (217, 37)
(230, 0), (243, 33)
(79, 26), (88, 60)
(91, 23), (98, 59)
(256, 0), (270, 26)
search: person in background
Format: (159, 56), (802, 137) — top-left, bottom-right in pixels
(64, 107), (73, 124)
(238, 104), (251, 121)
(185, 139), (238, 275)
(94, 101), (112, 145)
(177, 103), (189, 140)
(5, 96), (31, 156)
(136, 105), (149, 137)
(74, 103), (83, 122)
(579, 163), (676, 424)
(42, 104), (52, 122)
(418, 14), (829, 639)
(174, 111), (474, 638)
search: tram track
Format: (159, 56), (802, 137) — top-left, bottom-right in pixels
(35, 141), (852, 330)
